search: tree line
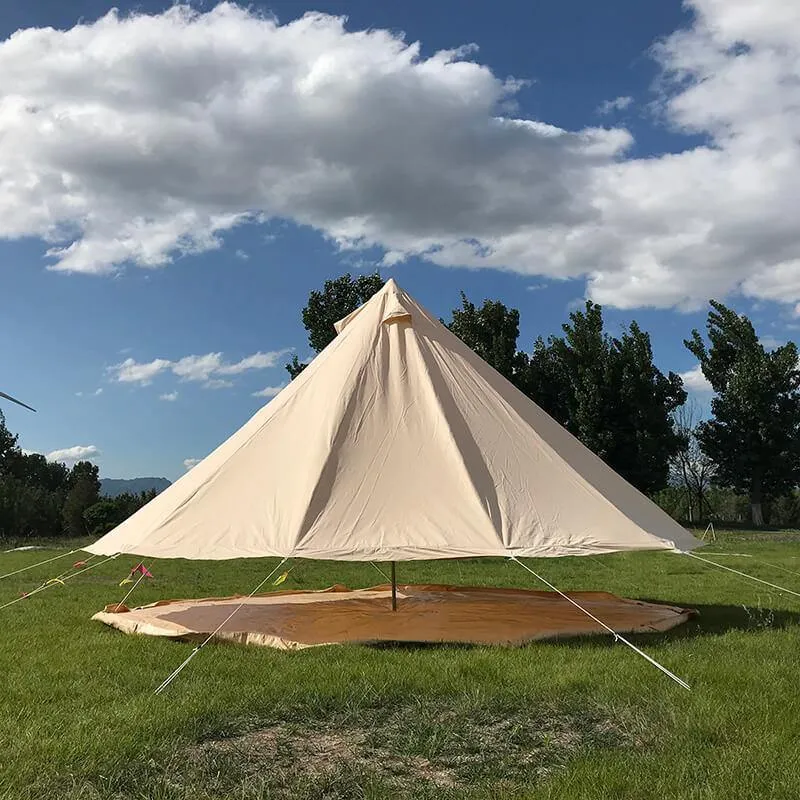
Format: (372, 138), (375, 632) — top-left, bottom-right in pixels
(0, 421), (156, 541)
(286, 274), (800, 527)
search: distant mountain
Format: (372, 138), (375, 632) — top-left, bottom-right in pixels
(100, 477), (171, 497)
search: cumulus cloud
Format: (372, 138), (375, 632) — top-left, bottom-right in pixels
(597, 96), (633, 115)
(217, 351), (288, 374)
(680, 364), (713, 393)
(171, 353), (225, 383)
(108, 349), (290, 387)
(0, 4), (629, 277)
(183, 457), (201, 470)
(46, 445), (100, 463)
(159, 391), (178, 401)
(111, 357), (171, 385)
(252, 384), (285, 398)
(1, 2), (799, 310)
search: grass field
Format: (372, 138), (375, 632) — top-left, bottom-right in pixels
(1, 530), (799, 799)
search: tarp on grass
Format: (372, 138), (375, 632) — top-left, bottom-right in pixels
(93, 584), (697, 649)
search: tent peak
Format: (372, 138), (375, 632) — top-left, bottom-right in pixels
(334, 276), (410, 334)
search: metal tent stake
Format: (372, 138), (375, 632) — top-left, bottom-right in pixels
(391, 561), (397, 611)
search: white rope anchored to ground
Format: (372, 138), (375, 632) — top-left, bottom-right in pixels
(510, 557), (691, 691)
(683, 552), (800, 598)
(0, 554), (119, 611)
(368, 562), (391, 582)
(691, 552), (800, 581)
(154, 557), (289, 696)
(0, 548), (82, 581)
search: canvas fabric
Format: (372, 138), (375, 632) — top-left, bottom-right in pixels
(87, 280), (701, 561)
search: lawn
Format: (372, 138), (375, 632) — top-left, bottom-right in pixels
(0, 530), (799, 799)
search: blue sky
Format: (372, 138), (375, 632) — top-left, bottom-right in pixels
(2, 0), (799, 480)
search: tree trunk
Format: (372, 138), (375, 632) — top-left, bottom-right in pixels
(750, 476), (764, 527)
(695, 487), (705, 524)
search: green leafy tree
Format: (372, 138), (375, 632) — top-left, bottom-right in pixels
(0, 412), (71, 538)
(286, 272), (385, 379)
(685, 300), (800, 526)
(526, 302), (685, 494)
(62, 460), (101, 537)
(446, 293), (529, 389)
(612, 320), (687, 492)
(524, 336), (573, 425)
(84, 490), (156, 536)
(0, 410), (20, 476)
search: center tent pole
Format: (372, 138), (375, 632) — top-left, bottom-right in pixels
(391, 561), (397, 611)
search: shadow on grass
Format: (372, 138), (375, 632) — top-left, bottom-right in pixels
(364, 601), (800, 653)
(524, 600), (800, 652)
(636, 599), (800, 639)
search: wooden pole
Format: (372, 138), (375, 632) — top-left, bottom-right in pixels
(391, 561), (397, 611)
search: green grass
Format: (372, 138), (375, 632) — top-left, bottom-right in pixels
(1, 531), (799, 799)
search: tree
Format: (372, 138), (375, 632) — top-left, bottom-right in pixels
(0, 410), (20, 476)
(286, 272), (385, 379)
(84, 490), (156, 536)
(62, 460), (101, 536)
(525, 336), (572, 425)
(525, 302), (686, 494)
(670, 400), (716, 522)
(611, 320), (687, 493)
(685, 300), (800, 526)
(446, 293), (529, 389)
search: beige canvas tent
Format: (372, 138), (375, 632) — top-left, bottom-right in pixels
(88, 280), (701, 680)
(87, 279), (700, 563)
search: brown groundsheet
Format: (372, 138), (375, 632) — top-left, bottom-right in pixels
(92, 584), (697, 649)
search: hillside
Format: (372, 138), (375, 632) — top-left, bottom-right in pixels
(99, 477), (171, 497)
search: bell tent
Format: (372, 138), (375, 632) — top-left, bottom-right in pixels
(86, 279), (700, 563)
(86, 280), (703, 676)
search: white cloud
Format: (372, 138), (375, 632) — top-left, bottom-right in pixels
(235, 249), (250, 260)
(171, 353), (224, 383)
(0, 5), (629, 278)
(159, 391), (178, 401)
(108, 349), (289, 387)
(46, 444), (100, 463)
(597, 95), (633, 115)
(252, 384), (286, 398)
(680, 364), (713, 393)
(183, 457), (201, 470)
(110, 357), (171, 385)
(760, 335), (785, 350)
(218, 350), (290, 375)
(1, 2), (799, 311)
(93, 387), (103, 396)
